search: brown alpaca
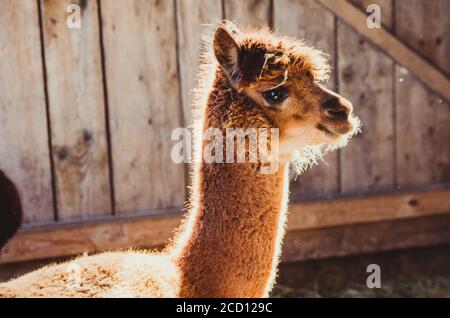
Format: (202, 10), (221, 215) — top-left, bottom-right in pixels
(0, 170), (23, 250)
(0, 22), (360, 298)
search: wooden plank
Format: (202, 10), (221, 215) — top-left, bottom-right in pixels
(175, 0), (222, 126)
(395, 71), (450, 186)
(0, 213), (181, 264)
(395, 1), (450, 187)
(1, 187), (449, 264)
(223, 0), (271, 27)
(100, 0), (185, 214)
(395, 0), (450, 76)
(41, 0), (112, 220)
(288, 187), (450, 231)
(283, 213), (450, 262)
(273, 0), (338, 198)
(349, 0), (393, 30)
(338, 20), (394, 192)
(316, 0), (450, 102)
(0, 0), (54, 223)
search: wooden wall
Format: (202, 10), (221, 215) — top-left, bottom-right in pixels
(0, 0), (449, 260)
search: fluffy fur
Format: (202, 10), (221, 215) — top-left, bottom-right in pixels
(0, 22), (360, 298)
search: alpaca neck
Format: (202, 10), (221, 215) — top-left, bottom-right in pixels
(174, 72), (290, 297)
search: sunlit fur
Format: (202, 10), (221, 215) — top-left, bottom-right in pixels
(0, 22), (360, 298)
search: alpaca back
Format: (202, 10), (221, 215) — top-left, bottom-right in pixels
(0, 251), (180, 298)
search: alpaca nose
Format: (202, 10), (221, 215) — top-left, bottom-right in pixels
(321, 95), (352, 120)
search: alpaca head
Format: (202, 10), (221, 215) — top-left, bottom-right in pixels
(212, 22), (361, 169)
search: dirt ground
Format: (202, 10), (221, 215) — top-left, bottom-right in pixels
(272, 244), (450, 298)
(272, 274), (450, 297)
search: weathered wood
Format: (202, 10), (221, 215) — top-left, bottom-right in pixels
(349, 0), (393, 30)
(395, 0), (450, 77)
(338, 21), (394, 192)
(317, 0), (450, 102)
(395, 0), (450, 187)
(395, 71), (450, 187)
(274, 0), (339, 198)
(288, 187), (450, 231)
(283, 213), (450, 262)
(1, 187), (449, 264)
(223, 0), (271, 27)
(100, 0), (185, 214)
(0, 213), (181, 264)
(41, 0), (112, 220)
(175, 0), (222, 126)
(0, 0), (54, 223)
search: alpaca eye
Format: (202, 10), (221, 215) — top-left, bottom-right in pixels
(262, 87), (288, 105)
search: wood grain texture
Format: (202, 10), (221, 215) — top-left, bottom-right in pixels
(395, 0), (450, 77)
(223, 0), (271, 28)
(338, 21), (394, 193)
(287, 187), (450, 231)
(395, 69), (450, 186)
(176, 0), (222, 126)
(0, 213), (181, 264)
(0, 0), (54, 223)
(274, 0), (339, 198)
(100, 0), (186, 214)
(395, 1), (450, 187)
(317, 0), (450, 102)
(41, 0), (112, 220)
(2, 188), (449, 264)
(349, 0), (393, 29)
(283, 213), (450, 262)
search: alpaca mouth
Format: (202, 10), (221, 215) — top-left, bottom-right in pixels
(317, 123), (350, 136)
(318, 112), (362, 138)
(316, 123), (336, 136)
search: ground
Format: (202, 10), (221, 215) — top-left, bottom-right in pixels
(272, 274), (450, 297)
(271, 244), (450, 298)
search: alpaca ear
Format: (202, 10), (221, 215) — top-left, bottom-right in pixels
(213, 23), (240, 86)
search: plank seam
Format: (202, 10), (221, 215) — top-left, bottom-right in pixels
(392, 1), (398, 188)
(97, 0), (116, 216)
(173, 0), (186, 130)
(268, 0), (274, 29)
(173, 0), (190, 202)
(36, 0), (58, 221)
(221, 0), (226, 20)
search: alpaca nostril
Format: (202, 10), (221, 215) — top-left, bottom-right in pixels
(324, 108), (348, 120)
(322, 96), (350, 120)
(322, 96), (339, 109)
